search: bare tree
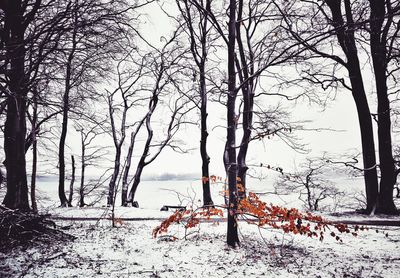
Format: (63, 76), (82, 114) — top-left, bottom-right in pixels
(368, 0), (399, 214)
(176, 0), (215, 206)
(275, 158), (344, 211)
(273, 0), (380, 214)
(0, 0), (42, 210)
(225, 0), (240, 248)
(75, 120), (108, 207)
(106, 56), (144, 206)
(126, 31), (194, 206)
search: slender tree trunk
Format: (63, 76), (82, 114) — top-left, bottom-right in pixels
(369, 0), (397, 214)
(226, 0), (239, 248)
(108, 148), (121, 206)
(30, 91), (38, 213)
(236, 82), (253, 200)
(58, 78), (71, 206)
(199, 65), (213, 206)
(127, 166), (144, 205)
(68, 155), (75, 207)
(127, 87), (158, 205)
(121, 121), (144, 206)
(2, 0), (30, 211)
(121, 135), (134, 206)
(127, 120), (153, 205)
(58, 22), (78, 208)
(79, 144), (86, 207)
(235, 0), (255, 199)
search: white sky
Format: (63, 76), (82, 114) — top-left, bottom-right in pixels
(21, 0), (387, 180)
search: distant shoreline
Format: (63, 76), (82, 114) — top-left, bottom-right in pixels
(35, 173), (201, 182)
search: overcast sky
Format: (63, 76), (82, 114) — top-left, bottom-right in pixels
(25, 0), (383, 180)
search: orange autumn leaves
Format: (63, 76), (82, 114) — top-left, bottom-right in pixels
(237, 192), (365, 241)
(153, 182), (366, 242)
(153, 207), (224, 237)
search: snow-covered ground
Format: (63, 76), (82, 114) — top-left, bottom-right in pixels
(1, 220), (399, 277)
(1, 176), (400, 277)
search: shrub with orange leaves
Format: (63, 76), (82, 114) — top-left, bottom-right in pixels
(153, 184), (367, 243)
(237, 192), (366, 242)
(153, 206), (224, 238)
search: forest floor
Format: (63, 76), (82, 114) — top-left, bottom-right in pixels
(1, 212), (400, 278)
(1, 178), (400, 277)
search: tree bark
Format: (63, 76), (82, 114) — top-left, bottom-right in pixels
(121, 134), (134, 207)
(58, 7), (78, 207)
(108, 148), (121, 206)
(127, 107), (155, 205)
(369, 0), (397, 214)
(177, 0), (214, 206)
(30, 90), (39, 213)
(326, 0), (379, 214)
(226, 0), (239, 248)
(79, 138), (86, 207)
(199, 63), (213, 206)
(68, 155), (76, 207)
(121, 119), (144, 206)
(236, 0), (254, 200)
(2, 0), (30, 211)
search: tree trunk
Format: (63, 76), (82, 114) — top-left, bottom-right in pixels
(121, 136), (133, 206)
(68, 155), (75, 207)
(107, 148), (121, 206)
(200, 65), (213, 206)
(326, 0), (379, 214)
(127, 86), (158, 205)
(127, 166), (144, 206)
(30, 91), (38, 213)
(58, 4), (78, 207)
(121, 121), (144, 206)
(127, 120), (153, 205)
(226, 0), (239, 248)
(2, 0), (30, 211)
(369, 0), (397, 214)
(58, 79), (70, 207)
(79, 142), (86, 207)
(350, 77), (379, 214)
(235, 0), (253, 200)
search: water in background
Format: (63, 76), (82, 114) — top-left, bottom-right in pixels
(29, 175), (366, 212)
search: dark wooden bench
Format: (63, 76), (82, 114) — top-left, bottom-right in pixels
(160, 205), (187, 212)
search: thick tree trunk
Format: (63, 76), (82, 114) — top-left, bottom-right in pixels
(68, 155), (75, 207)
(2, 0), (30, 211)
(369, 0), (397, 214)
(350, 78), (380, 214)
(226, 0), (239, 248)
(326, 0), (379, 214)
